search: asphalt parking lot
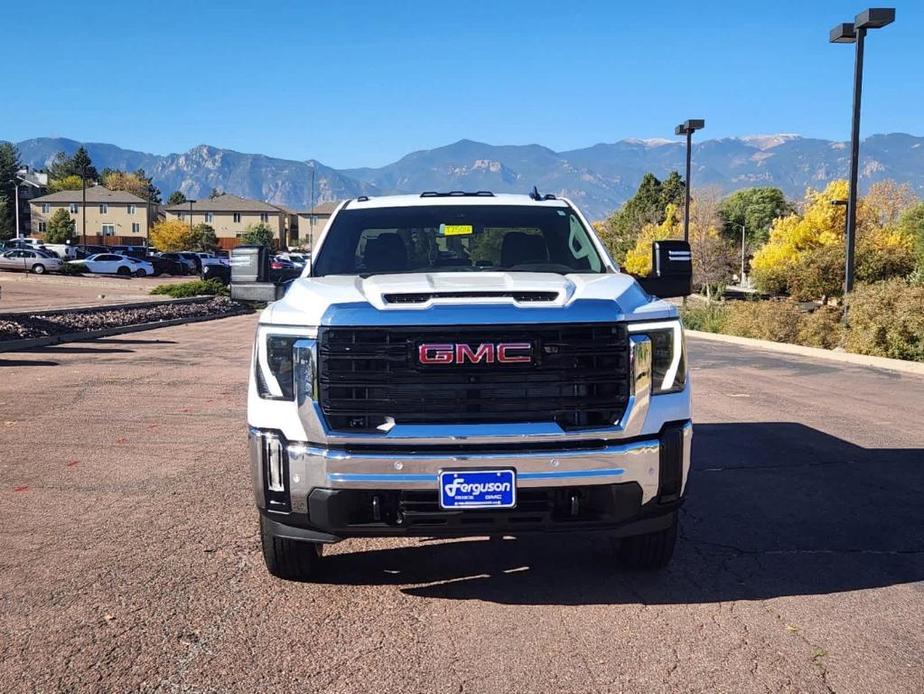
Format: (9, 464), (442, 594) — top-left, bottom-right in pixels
(0, 272), (190, 312)
(1, 314), (921, 693)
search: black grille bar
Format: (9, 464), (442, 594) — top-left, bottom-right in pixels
(318, 323), (630, 431)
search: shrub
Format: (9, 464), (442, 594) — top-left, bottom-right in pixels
(240, 222), (275, 248)
(722, 299), (803, 343)
(796, 306), (844, 349)
(59, 262), (86, 276)
(44, 208), (77, 244)
(680, 302), (729, 333)
(150, 279), (229, 298)
(844, 279), (924, 361)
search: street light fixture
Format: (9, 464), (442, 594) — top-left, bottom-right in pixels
(829, 7), (895, 293)
(674, 119), (705, 242)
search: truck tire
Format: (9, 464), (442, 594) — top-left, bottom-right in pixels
(260, 515), (323, 581)
(616, 514), (678, 570)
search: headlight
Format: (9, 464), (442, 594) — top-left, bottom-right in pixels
(627, 320), (686, 394)
(254, 327), (315, 401)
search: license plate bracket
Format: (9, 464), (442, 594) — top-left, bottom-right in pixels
(438, 468), (517, 509)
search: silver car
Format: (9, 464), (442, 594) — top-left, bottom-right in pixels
(0, 249), (64, 274)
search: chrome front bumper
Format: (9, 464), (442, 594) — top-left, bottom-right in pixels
(250, 422), (692, 513)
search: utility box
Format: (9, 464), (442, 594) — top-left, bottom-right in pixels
(231, 245), (281, 302)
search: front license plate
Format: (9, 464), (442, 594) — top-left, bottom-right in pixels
(438, 469), (517, 509)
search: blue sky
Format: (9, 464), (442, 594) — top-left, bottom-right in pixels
(1, 1), (921, 168)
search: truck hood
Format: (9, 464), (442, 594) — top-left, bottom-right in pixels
(264, 271), (677, 326)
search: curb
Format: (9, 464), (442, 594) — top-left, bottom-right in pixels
(0, 307), (250, 354)
(686, 329), (924, 376)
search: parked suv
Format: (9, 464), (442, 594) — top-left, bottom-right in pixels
(244, 192), (693, 580)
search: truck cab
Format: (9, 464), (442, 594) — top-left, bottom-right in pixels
(243, 191), (692, 580)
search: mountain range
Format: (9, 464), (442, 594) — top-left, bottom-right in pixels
(9, 133), (924, 220)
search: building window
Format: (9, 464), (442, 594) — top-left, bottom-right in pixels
(178, 212), (185, 220)
(69, 203), (78, 213)
(102, 224), (115, 236)
(132, 222), (141, 233)
(233, 213), (241, 223)
(128, 204), (136, 215)
(205, 212), (213, 223)
(100, 203), (109, 214)
(260, 213), (268, 223)
(41, 203), (50, 213)
(38, 222), (47, 232)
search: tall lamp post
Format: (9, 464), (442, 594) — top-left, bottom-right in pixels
(187, 199), (196, 232)
(732, 222), (747, 286)
(674, 119), (705, 242)
(830, 8), (895, 294)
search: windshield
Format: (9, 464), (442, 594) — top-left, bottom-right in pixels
(312, 204), (606, 276)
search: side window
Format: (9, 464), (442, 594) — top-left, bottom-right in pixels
(566, 214), (602, 272)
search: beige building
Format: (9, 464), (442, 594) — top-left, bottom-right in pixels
(30, 186), (154, 244)
(164, 194), (286, 249)
(296, 201), (340, 250)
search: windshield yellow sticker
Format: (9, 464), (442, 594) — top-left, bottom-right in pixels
(440, 223), (473, 236)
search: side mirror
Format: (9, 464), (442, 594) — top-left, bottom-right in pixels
(635, 240), (692, 298)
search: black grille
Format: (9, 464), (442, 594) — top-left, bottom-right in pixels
(383, 291), (558, 304)
(317, 323), (630, 431)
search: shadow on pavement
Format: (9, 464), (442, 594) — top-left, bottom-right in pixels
(313, 422), (924, 604)
(0, 359), (60, 367)
(34, 345), (136, 355)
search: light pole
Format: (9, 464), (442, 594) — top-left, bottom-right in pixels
(187, 198), (196, 232)
(12, 178), (21, 239)
(674, 119), (705, 242)
(81, 165), (87, 246)
(308, 163), (316, 250)
(830, 8), (895, 294)
(732, 222), (747, 286)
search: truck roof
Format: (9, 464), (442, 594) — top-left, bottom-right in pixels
(344, 193), (570, 210)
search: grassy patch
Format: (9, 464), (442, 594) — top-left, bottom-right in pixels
(150, 279), (229, 298)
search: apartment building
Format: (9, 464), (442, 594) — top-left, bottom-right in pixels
(164, 194), (286, 249)
(296, 201), (339, 250)
(29, 186), (154, 243)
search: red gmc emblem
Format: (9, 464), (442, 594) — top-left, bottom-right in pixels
(418, 342), (532, 365)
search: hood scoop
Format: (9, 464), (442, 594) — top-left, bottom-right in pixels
(383, 290), (559, 305)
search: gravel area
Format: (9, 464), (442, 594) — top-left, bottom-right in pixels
(0, 297), (244, 341)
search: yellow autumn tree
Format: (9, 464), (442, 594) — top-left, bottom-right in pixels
(752, 179), (916, 298)
(48, 175), (85, 192)
(150, 218), (196, 252)
(623, 203), (681, 276)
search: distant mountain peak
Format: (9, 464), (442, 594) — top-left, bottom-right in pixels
(739, 133), (802, 150)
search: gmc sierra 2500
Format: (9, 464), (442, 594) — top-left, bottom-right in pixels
(241, 191), (693, 581)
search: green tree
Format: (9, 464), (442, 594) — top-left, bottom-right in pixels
(898, 202), (924, 270)
(47, 175), (85, 192)
(48, 146), (98, 182)
(191, 223), (218, 251)
(167, 190), (187, 206)
(597, 172), (685, 264)
(717, 187), (793, 246)
(101, 169), (161, 203)
(240, 222), (275, 248)
(43, 208), (77, 244)
(0, 142), (22, 239)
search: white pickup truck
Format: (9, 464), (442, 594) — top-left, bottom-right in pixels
(242, 191), (693, 581)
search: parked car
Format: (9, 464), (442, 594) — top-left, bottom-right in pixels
(202, 263), (231, 284)
(69, 253), (154, 277)
(141, 254), (186, 277)
(270, 256), (296, 270)
(75, 244), (110, 258)
(276, 252), (309, 268)
(158, 252), (198, 274)
(2, 239), (50, 253)
(43, 243), (79, 260)
(175, 252), (203, 273)
(194, 251), (230, 269)
(110, 245), (149, 260)
(0, 249), (64, 274)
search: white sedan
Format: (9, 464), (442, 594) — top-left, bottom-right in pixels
(0, 249), (64, 274)
(70, 253), (155, 277)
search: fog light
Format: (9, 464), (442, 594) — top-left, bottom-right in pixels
(265, 435), (285, 492)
